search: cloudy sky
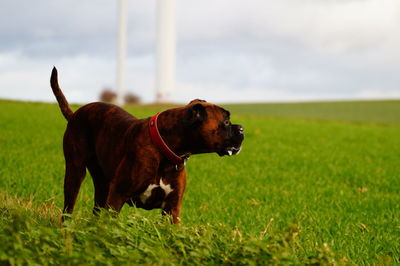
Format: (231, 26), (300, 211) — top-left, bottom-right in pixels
(0, 0), (399, 104)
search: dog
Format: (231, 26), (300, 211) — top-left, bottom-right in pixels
(50, 67), (244, 224)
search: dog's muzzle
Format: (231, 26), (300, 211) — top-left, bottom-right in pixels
(218, 124), (244, 156)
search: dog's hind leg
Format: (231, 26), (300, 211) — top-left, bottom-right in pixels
(62, 129), (88, 219)
(87, 158), (109, 215)
(62, 160), (86, 217)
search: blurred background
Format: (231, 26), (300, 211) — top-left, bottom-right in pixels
(0, 0), (399, 104)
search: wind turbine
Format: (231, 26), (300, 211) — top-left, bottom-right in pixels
(116, 0), (127, 106)
(116, 0), (176, 104)
(155, 0), (176, 103)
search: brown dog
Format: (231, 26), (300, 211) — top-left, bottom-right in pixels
(50, 67), (244, 224)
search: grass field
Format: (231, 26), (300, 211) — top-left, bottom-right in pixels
(0, 99), (399, 264)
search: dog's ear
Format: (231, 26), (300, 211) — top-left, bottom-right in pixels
(186, 103), (206, 124)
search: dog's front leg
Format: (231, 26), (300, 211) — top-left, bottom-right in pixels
(161, 169), (187, 224)
(105, 184), (128, 213)
(106, 158), (159, 213)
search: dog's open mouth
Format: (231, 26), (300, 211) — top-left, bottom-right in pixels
(218, 146), (242, 156)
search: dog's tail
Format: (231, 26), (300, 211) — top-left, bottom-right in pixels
(50, 67), (73, 121)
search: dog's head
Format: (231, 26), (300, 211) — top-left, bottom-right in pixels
(183, 99), (244, 156)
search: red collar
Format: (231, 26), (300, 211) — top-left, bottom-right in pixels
(149, 112), (186, 168)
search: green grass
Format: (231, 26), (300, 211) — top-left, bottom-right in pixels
(223, 100), (400, 124)
(0, 99), (399, 264)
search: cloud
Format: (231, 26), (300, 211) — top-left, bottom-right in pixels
(0, 51), (157, 103)
(0, 0), (155, 58)
(0, 0), (399, 103)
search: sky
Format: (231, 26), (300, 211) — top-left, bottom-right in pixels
(0, 0), (399, 104)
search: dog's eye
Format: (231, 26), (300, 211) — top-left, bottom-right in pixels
(224, 120), (230, 127)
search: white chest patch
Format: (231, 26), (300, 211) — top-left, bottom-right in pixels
(139, 184), (158, 204)
(139, 179), (174, 204)
(160, 179), (173, 196)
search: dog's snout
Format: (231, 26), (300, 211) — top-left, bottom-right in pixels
(238, 125), (244, 135)
(233, 125), (244, 135)
(230, 125), (244, 138)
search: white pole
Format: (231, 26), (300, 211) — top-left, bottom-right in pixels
(156, 0), (176, 103)
(116, 0), (127, 106)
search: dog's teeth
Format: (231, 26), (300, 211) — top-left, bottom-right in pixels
(227, 150), (233, 156)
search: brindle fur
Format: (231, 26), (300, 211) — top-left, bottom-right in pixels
(50, 67), (243, 224)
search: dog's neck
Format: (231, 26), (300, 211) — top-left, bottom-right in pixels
(155, 109), (189, 157)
